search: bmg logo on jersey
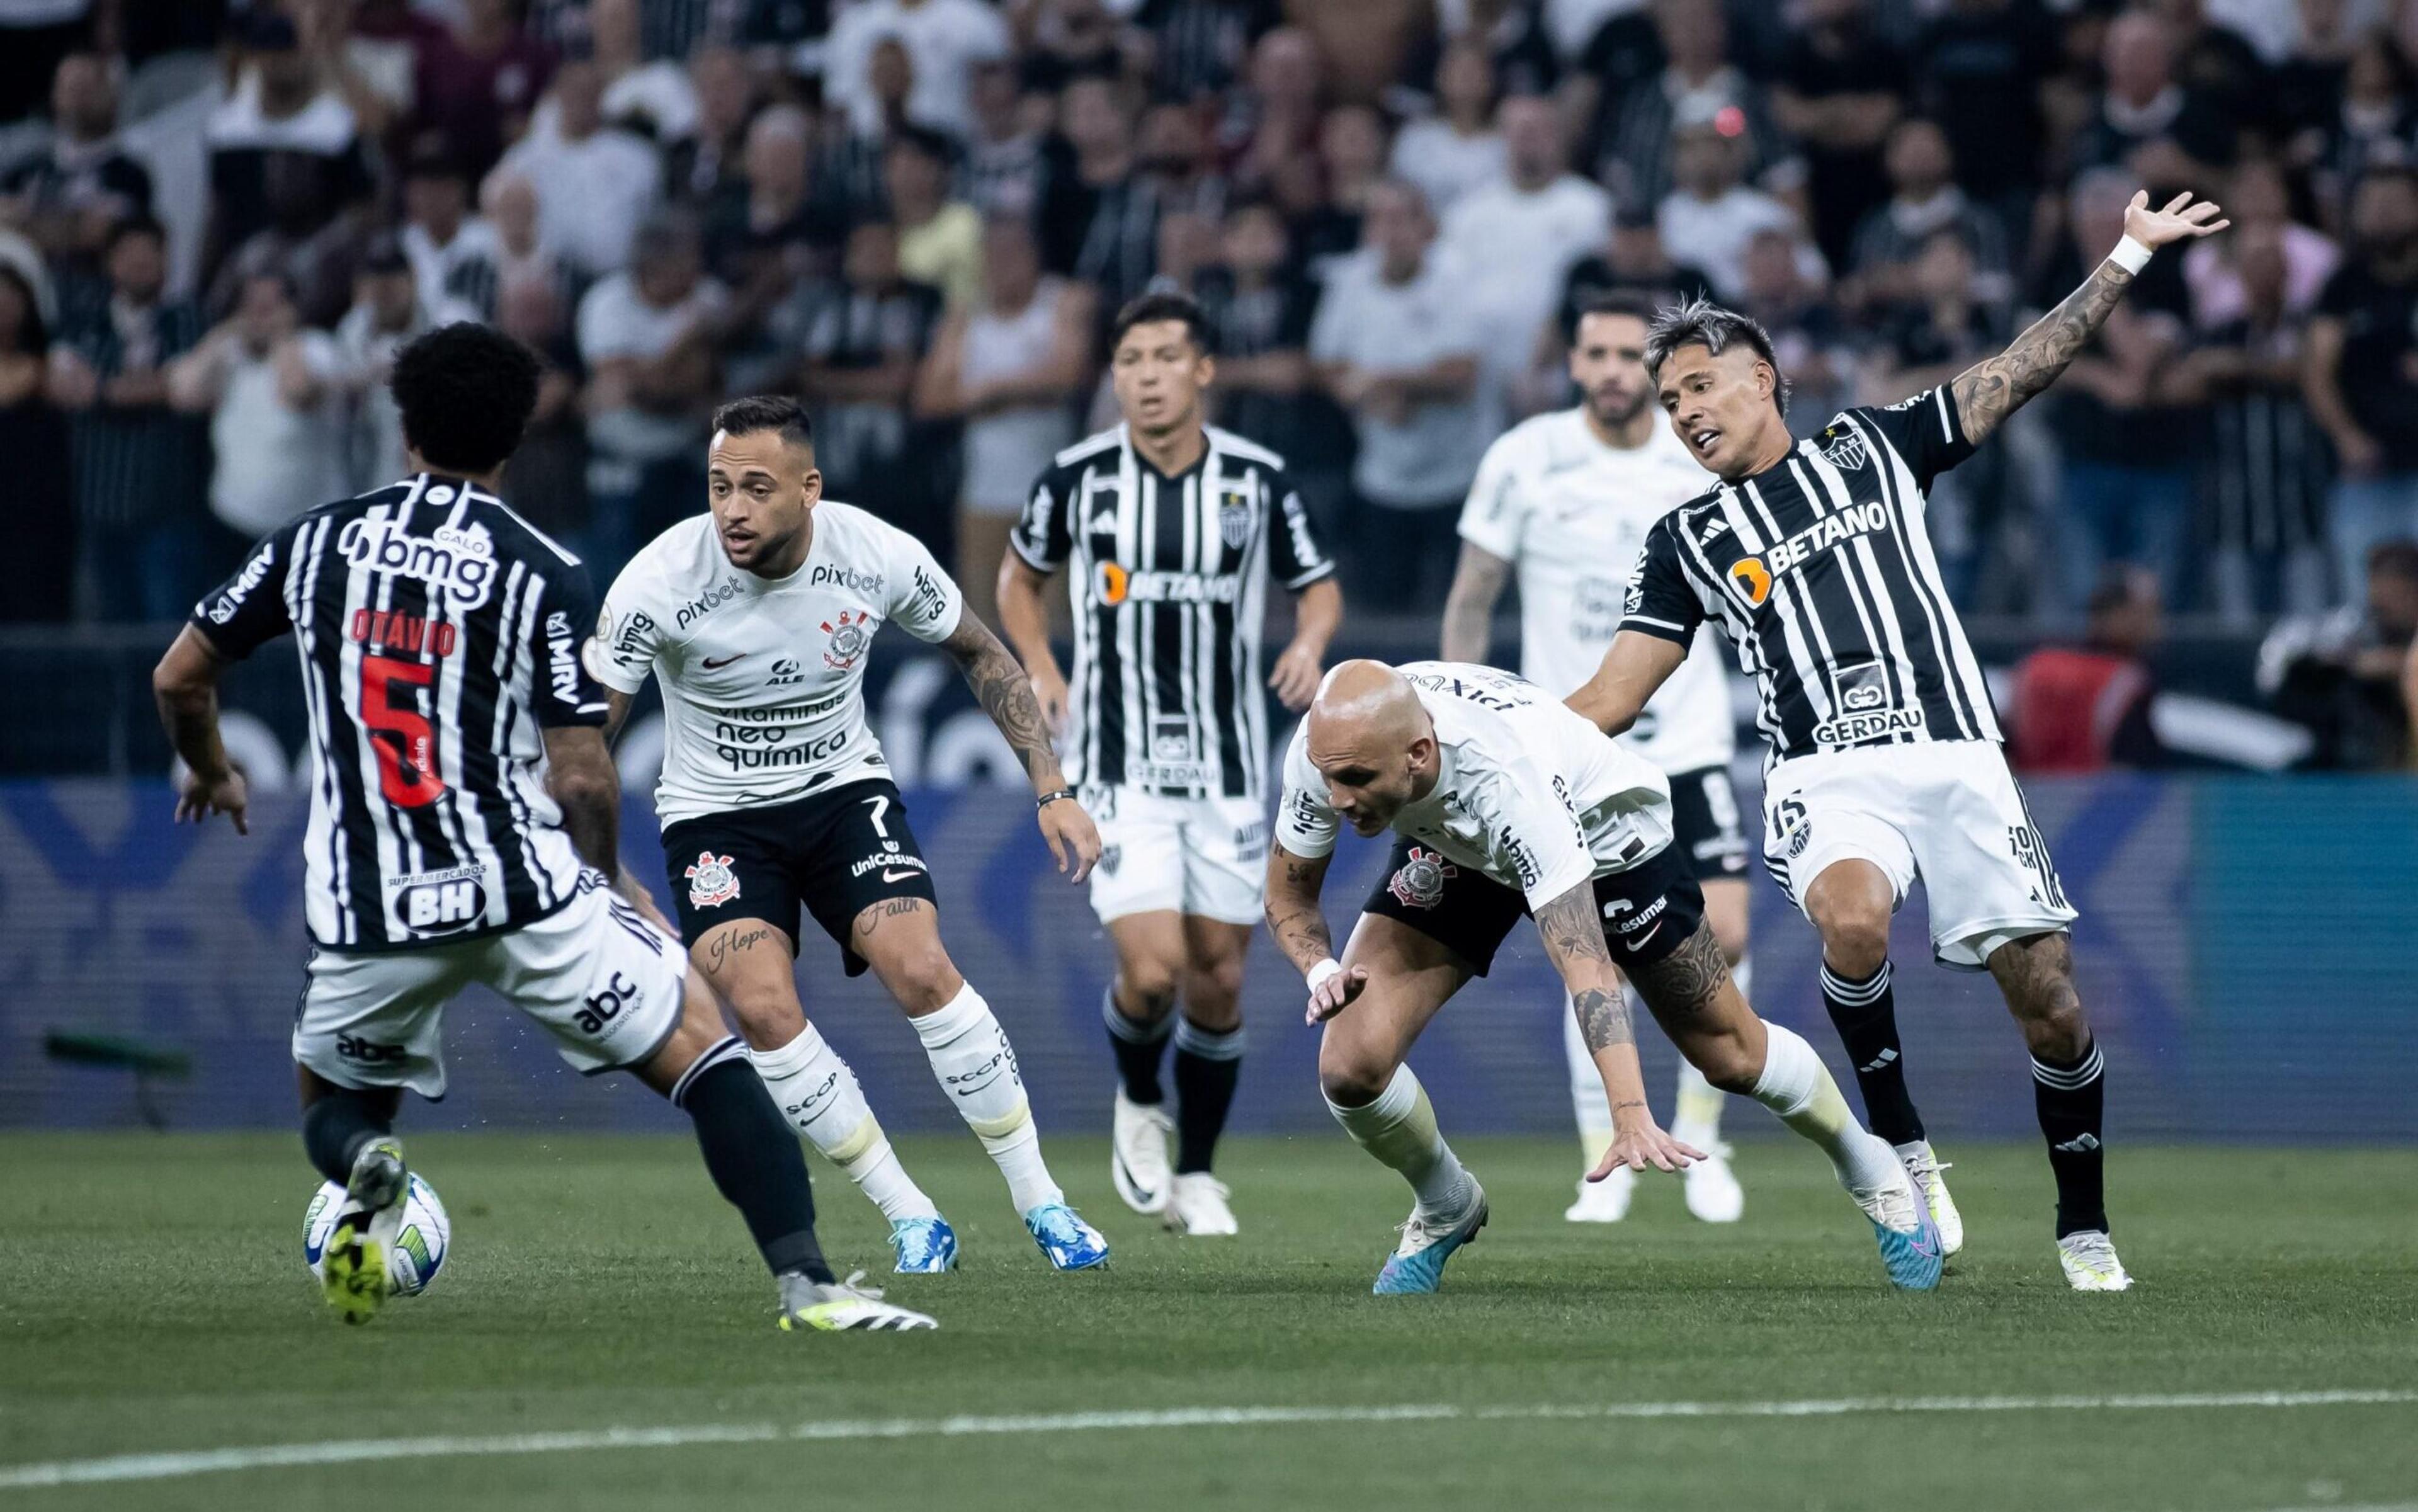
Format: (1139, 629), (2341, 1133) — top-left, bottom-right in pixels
(339, 518), (498, 607)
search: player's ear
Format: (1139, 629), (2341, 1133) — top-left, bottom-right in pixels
(799, 462), (823, 508)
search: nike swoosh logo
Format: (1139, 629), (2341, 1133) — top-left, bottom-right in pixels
(1620, 920), (1664, 952)
(701, 654), (744, 669)
(882, 868), (921, 883)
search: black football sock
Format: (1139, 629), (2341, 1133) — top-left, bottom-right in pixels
(302, 1088), (394, 1186)
(2031, 1037), (2108, 1238)
(1171, 1018), (1244, 1174)
(1820, 958), (1926, 1147)
(1102, 984), (1172, 1105)
(674, 1040), (834, 1283)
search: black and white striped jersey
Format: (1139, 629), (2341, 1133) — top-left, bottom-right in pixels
(1620, 386), (2001, 763)
(191, 474), (610, 952)
(1013, 424), (1334, 800)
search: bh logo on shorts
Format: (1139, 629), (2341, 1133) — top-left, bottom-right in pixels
(685, 851), (742, 909)
(1388, 847), (1456, 909)
(820, 610), (871, 670)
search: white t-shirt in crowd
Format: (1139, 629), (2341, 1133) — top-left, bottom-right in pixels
(1388, 120), (1506, 218)
(822, 0), (1011, 140)
(496, 123), (661, 279)
(1307, 251), (1491, 509)
(575, 272), (729, 462)
(1276, 660), (1674, 909)
(590, 501), (966, 826)
(208, 331), (352, 538)
(1458, 407), (1735, 775)
(1656, 186), (1820, 302)
(1439, 173), (1611, 356)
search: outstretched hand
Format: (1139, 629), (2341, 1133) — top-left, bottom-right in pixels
(1304, 963), (1369, 1025)
(1587, 1123), (1706, 1179)
(174, 765), (249, 835)
(2123, 190), (2229, 251)
(1038, 795), (1101, 884)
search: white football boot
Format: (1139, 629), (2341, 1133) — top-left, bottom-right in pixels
(1681, 1142), (1744, 1224)
(1565, 1164), (1633, 1223)
(2056, 1231), (2133, 1292)
(1895, 1140), (1965, 1257)
(1163, 1172), (1239, 1236)
(778, 1271), (939, 1331)
(1110, 1088), (1174, 1215)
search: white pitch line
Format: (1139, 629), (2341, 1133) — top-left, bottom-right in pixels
(2, 1390), (2411, 1491)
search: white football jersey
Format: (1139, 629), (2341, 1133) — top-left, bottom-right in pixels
(1276, 661), (1673, 911)
(589, 501), (963, 825)
(1458, 408), (1735, 775)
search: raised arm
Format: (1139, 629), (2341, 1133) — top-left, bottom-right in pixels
(1438, 543), (1511, 664)
(1950, 190), (2227, 446)
(939, 610), (1100, 882)
(1567, 630), (1689, 736)
(1531, 882), (1696, 1174)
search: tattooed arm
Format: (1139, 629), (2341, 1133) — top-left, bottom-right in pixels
(1268, 841), (1367, 1023)
(1533, 881), (1701, 1176)
(1950, 190), (2228, 446)
(939, 612), (1102, 884)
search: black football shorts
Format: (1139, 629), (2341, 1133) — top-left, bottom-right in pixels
(1358, 834), (1705, 977)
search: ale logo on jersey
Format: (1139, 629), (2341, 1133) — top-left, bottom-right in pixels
(1388, 847), (1456, 909)
(1727, 557), (1773, 606)
(684, 851), (741, 909)
(820, 610), (870, 669)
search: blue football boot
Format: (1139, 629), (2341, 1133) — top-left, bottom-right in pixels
(889, 1216), (958, 1274)
(1858, 1167), (1945, 1290)
(1025, 1203), (1110, 1270)
(1372, 1181), (1488, 1295)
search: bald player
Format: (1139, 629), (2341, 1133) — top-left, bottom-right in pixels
(1264, 659), (1941, 1294)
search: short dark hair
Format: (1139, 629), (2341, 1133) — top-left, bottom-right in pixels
(1573, 289), (1659, 327)
(2366, 538), (2418, 584)
(389, 322), (542, 474)
(1110, 290), (1215, 356)
(712, 394), (814, 450)
(105, 212), (166, 254)
(1644, 295), (1790, 415)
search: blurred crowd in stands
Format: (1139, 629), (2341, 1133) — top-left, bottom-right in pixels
(3, 0), (2418, 763)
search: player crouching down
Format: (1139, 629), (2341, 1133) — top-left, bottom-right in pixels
(1264, 661), (1942, 1294)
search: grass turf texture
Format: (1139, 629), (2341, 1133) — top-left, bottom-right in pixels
(2, 1134), (2413, 1511)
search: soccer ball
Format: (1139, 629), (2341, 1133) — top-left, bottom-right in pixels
(302, 1174), (451, 1297)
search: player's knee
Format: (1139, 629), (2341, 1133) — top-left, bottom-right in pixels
(1317, 1048), (1392, 1108)
(1117, 958), (1182, 1015)
(884, 945), (965, 1016)
(722, 979), (803, 1048)
(1188, 953), (1246, 1020)
(1689, 1032), (1763, 1094)
(1811, 903), (1890, 979)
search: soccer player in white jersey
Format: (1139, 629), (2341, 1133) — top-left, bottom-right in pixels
(1572, 190), (2229, 1291)
(1263, 660), (1940, 1294)
(1441, 292), (1747, 1225)
(590, 395), (1111, 1275)
(999, 292), (1341, 1237)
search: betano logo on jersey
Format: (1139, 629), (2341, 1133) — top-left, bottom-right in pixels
(338, 518), (497, 608)
(1093, 562), (1242, 607)
(1725, 501), (1892, 609)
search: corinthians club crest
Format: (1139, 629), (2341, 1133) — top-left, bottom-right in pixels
(820, 608), (871, 670)
(1387, 846), (1457, 909)
(685, 851), (741, 908)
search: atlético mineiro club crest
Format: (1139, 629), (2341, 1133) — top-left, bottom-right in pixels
(685, 851), (741, 908)
(1817, 426), (1868, 472)
(1218, 486), (1252, 549)
(821, 609), (870, 670)
(1388, 847), (1456, 909)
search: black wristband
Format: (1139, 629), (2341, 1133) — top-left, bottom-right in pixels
(1035, 787), (1076, 810)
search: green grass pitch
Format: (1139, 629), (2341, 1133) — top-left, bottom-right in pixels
(3, 1132), (2414, 1511)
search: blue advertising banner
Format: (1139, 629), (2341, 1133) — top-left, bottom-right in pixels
(1, 776), (2412, 1142)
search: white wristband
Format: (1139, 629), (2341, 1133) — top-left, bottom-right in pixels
(2107, 235), (2153, 275)
(1306, 958), (1343, 994)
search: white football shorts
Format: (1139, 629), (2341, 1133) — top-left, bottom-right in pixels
(293, 872), (688, 1098)
(1760, 739), (2077, 969)
(1084, 786), (1268, 926)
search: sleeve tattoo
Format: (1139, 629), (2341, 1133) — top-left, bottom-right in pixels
(1951, 259), (2133, 444)
(1626, 923), (1729, 1022)
(1535, 886), (1634, 1054)
(1265, 850), (1335, 967)
(941, 616), (1061, 780)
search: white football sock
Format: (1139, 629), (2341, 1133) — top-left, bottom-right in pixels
(1748, 1021), (1901, 1196)
(912, 984), (1064, 1214)
(749, 1024), (939, 1223)
(1326, 1064), (1472, 1214)
(1672, 957), (1745, 1148)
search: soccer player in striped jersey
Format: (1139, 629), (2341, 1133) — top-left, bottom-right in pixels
(154, 324), (931, 1331)
(1572, 190), (2229, 1292)
(998, 292), (1342, 1236)
(1442, 292), (1749, 1226)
